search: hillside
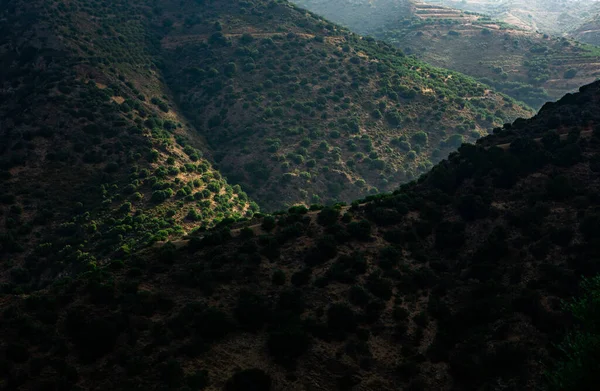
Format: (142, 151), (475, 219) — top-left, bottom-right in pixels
(0, 0), (536, 285)
(0, 0), (254, 287)
(570, 3), (600, 46)
(3, 74), (600, 390)
(155, 0), (532, 210)
(293, 0), (600, 109)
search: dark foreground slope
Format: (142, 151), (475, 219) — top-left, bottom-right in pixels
(2, 76), (600, 389)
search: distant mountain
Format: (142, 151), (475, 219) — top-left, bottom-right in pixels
(420, 0), (599, 35)
(4, 74), (600, 389)
(293, 0), (600, 109)
(570, 3), (600, 46)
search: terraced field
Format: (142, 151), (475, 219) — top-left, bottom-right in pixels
(376, 2), (600, 108)
(422, 0), (600, 37)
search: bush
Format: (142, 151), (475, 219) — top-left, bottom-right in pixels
(327, 303), (357, 333)
(457, 195), (489, 221)
(317, 206), (340, 226)
(349, 285), (370, 307)
(347, 220), (372, 240)
(234, 291), (271, 331)
(547, 275), (600, 390)
(435, 221), (466, 254)
(267, 325), (310, 365)
(272, 270), (286, 285)
(65, 308), (120, 363)
(564, 69), (577, 79)
(225, 369), (272, 391)
(365, 273), (393, 300)
(412, 131), (428, 146)
(262, 216), (276, 231)
(186, 370), (209, 390)
(160, 359), (184, 387)
(291, 268), (312, 286)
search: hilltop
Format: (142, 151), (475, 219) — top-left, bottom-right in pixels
(3, 74), (600, 389)
(293, 0), (600, 109)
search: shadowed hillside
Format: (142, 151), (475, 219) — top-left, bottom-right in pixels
(3, 73), (600, 389)
(0, 0), (254, 288)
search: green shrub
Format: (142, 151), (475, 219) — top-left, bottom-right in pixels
(317, 206), (340, 226)
(267, 325), (310, 365)
(272, 270), (286, 286)
(547, 276), (600, 390)
(186, 370), (209, 390)
(234, 291), (271, 331)
(327, 303), (357, 333)
(412, 131), (428, 146)
(262, 216), (276, 231)
(225, 369), (272, 391)
(564, 69), (577, 79)
(347, 220), (372, 240)
(349, 285), (370, 307)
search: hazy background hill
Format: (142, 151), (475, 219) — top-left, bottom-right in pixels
(421, 0), (600, 35)
(293, 0), (600, 109)
(422, 0), (600, 45)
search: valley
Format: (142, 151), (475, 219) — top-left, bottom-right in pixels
(0, 0), (599, 390)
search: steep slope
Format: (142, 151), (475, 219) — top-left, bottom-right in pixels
(154, 0), (532, 211)
(293, 0), (600, 109)
(0, 0), (254, 287)
(3, 74), (600, 390)
(1, 0), (533, 218)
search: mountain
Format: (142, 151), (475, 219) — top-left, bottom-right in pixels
(3, 67), (600, 390)
(0, 0), (255, 285)
(570, 3), (600, 46)
(0, 0), (533, 260)
(156, 0), (531, 210)
(292, 0), (600, 109)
